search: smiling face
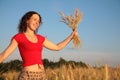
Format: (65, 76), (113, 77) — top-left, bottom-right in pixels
(18, 11), (42, 33)
(26, 14), (40, 32)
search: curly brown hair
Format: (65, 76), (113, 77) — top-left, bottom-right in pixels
(18, 11), (42, 33)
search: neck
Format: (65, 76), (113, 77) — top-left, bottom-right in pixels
(25, 29), (35, 35)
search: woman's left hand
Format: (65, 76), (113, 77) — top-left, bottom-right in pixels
(71, 29), (78, 38)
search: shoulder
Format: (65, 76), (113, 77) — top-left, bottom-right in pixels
(11, 33), (24, 43)
(37, 34), (45, 38)
(13, 33), (24, 38)
(36, 34), (45, 43)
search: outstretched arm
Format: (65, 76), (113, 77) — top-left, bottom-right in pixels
(0, 39), (18, 63)
(43, 30), (78, 51)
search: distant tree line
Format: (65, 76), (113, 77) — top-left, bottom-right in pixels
(43, 58), (88, 69)
(0, 60), (22, 73)
(0, 58), (88, 73)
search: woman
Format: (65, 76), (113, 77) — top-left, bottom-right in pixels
(0, 11), (78, 80)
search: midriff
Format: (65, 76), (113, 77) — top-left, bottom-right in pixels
(22, 64), (44, 72)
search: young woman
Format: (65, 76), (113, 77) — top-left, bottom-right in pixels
(0, 11), (78, 80)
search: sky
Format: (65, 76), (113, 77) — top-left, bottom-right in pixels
(0, 0), (120, 67)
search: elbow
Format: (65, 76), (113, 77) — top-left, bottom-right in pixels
(55, 48), (61, 51)
(45, 46), (61, 51)
(55, 45), (63, 51)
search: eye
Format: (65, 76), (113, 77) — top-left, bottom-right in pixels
(34, 18), (37, 21)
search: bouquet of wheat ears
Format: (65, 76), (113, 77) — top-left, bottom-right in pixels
(59, 8), (83, 48)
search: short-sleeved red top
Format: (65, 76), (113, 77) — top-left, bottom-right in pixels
(12, 33), (45, 67)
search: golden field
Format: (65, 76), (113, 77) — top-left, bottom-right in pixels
(0, 59), (120, 80)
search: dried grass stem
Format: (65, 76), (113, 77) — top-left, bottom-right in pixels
(59, 8), (83, 48)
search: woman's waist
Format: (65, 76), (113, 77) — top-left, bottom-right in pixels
(22, 60), (43, 67)
(22, 64), (44, 72)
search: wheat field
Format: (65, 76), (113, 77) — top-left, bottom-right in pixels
(0, 64), (120, 80)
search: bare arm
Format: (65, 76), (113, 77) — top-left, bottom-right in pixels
(0, 39), (18, 63)
(43, 30), (78, 51)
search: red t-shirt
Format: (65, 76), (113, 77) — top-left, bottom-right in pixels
(12, 33), (45, 67)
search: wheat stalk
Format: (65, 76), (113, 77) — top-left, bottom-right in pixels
(59, 8), (83, 48)
(105, 64), (108, 80)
